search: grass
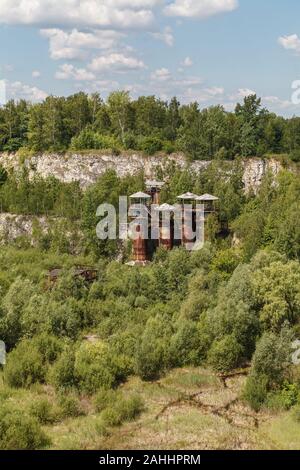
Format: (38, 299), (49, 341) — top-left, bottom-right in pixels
(1, 367), (300, 450)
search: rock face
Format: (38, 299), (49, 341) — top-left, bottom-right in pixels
(0, 213), (49, 244)
(0, 153), (284, 243)
(0, 152), (282, 193)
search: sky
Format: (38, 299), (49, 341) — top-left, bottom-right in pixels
(1, 0), (300, 116)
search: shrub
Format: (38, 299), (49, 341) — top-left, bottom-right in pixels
(0, 408), (50, 450)
(293, 405), (300, 423)
(74, 341), (124, 394)
(251, 328), (293, 388)
(30, 399), (57, 425)
(208, 334), (243, 372)
(139, 136), (163, 155)
(58, 394), (85, 418)
(49, 347), (77, 390)
(70, 128), (121, 151)
(243, 373), (268, 412)
(101, 395), (144, 427)
(135, 315), (172, 381)
(94, 389), (117, 413)
(266, 383), (299, 412)
(170, 320), (205, 367)
(4, 340), (45, 388)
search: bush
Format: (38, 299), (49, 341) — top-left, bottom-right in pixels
(292, 405), (300, 423)
(30, 399), (57, 425)
(94, 389), (117, 413)
(139, 136), (163, 155)
(0, 408), (50, 450)
(135, 315), (172, 381)
(74, 341), (124, 394)
(243, 373), (268, 412)
(70, 128), (121, 151)
(4, 340), (45, 388)
(101, 395), (144, 427)
(58, 394), (85, 418)
(208, 334), (243, 372)
(49, 347), (77, 390)
(170, 320), (205, 367)
(266, 383), (299, 412)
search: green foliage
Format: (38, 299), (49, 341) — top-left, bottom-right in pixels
(136, 315), (173, 381)
(4, 340), (46, 388)
(101, 394), (144, 427)
(29, 399), (57, 425)
(74, 341), (127, 394)
(208, 334), (243, 372)
(0, 407), (50, 450)
(266, 383), (299, 412)
(243, 373), (268, 412)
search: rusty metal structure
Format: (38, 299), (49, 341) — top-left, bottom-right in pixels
(128, 192), (151, 265)
(155, 203), (176, 251)
(177, 192), (199, 249)
(48, 266), (98, 285)
(127, 183), (220, 264)
(145, 180), (165, 205)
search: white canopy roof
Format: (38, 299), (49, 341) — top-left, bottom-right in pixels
(177, 192), (199, 200)
(129, 192), (151, 199)
(155, 203), (177, 212)
(145, 180), (165, 188)
(196, 194), (219, 201)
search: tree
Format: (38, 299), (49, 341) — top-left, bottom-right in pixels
(253, 261), (300, 330)
(107, 91), (133, 145)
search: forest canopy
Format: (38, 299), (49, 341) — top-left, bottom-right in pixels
(1, 91), (300, 161)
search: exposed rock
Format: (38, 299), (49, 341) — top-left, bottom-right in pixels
(0, 152), (282, 194)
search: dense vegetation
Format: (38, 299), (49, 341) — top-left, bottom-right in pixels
(0, 154), (300, 448)
(1, 92), (300, 160)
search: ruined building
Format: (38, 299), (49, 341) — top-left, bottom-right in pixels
(127, 180), (219, 266)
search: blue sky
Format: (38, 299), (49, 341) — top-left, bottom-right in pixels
(1, 0), (300, 116)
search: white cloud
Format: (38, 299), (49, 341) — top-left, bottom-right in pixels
(204, 86), (224, 96)
(55, 64), (96, 81)
(6, 80), (48, 102)
(40, 28), (124, 60)
(151, 67), (171, 81)
(32, 70), (41, 78)
(164, 0), (238, 19)
(263, 95), (291, 110)
(181, 56), (193, 67)
(0, 0), (159, 29)
(229, 88), (256, 101)
(151, 26), (174, 46)
(89, 53), (145, 72)
(278, 34), (300, 55)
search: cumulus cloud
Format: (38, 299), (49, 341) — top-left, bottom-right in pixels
(32, 70), (41, 78)
(151, 67), (171, 81)
(5, 80), (48, 102)
(278, 34), (300, 54)
(40, 28), (124, 60)
(181, 56), (193, 67)
(151, 26), (174, 46)
(0, 0), (159, 29)
(89, 53), (145, 72)
(55, 64), (96, 81)
(164, 0), (238, 19)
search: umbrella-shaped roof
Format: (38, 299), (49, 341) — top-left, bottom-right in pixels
(129, 192), (151, 199)
(177, 192), (199, 200)
(196, 194), (219, 201)
(145, 180), (165, 188)
(155, 203), (177, 212)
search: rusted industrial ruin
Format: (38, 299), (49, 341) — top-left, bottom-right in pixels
(127, 180), (219, 266)
(48, 266), (98, 285)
